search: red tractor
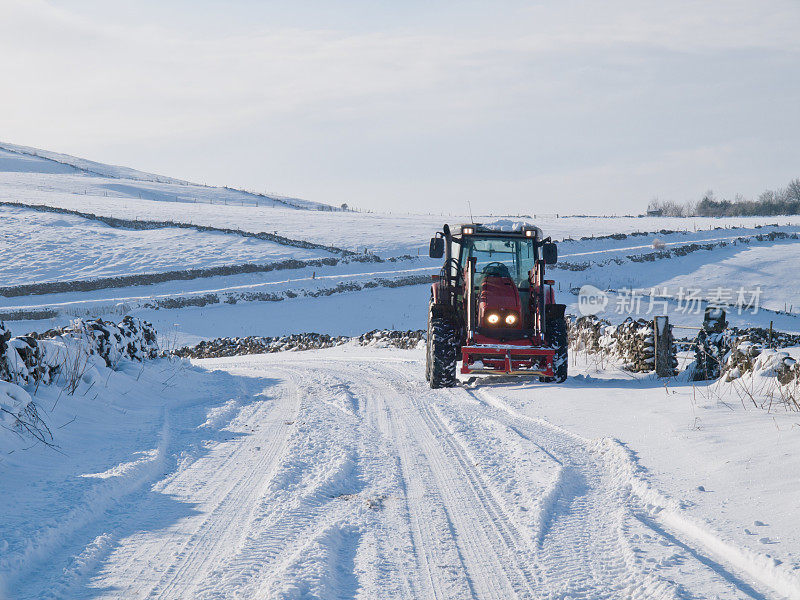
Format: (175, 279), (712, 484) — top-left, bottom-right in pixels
(426, 223), (567, 388)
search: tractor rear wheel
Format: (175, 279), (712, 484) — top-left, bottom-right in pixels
(428, 315), (458, 388)
(541, 316), (568, 383)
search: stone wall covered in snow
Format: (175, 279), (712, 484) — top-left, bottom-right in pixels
(690, 326), (800, 383)
(0, 317), (159, 443)
(568, 315), (678, 375)
(175, 329), (426, 359)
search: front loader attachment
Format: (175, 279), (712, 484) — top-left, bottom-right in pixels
(461, 344), (555, 376)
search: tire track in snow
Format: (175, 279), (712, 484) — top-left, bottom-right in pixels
(372, 364), (545, 599)
(3, 409), (171, 599)
(192, 364), (417, 599)
(371, 379), (486, 599)
(303, 362), (476, 600)
(456, 388), (680, 599)
(53, 375), (300, 599)
(374, 355), (786, 598)
(140, 380), (300, 599)
(410, 396), (544, 597)
(21, 350), (798, 599)
(472, 387), (799, 599)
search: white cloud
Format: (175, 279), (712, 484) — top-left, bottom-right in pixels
(0, 0), (797, 212)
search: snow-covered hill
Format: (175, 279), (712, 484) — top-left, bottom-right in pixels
(0, 142), (188, 184)
(0, 141), (335, 211)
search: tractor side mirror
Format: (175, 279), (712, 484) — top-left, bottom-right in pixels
(429, 236), (445, 258)
(542, 242), (558, 265)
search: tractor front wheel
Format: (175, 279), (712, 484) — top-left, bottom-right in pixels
(541, 316), (568, 383)
(428, 315), (458, 388)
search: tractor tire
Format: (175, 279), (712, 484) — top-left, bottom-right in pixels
(428, 315), (458, 389)
(541, 316), (568, 383)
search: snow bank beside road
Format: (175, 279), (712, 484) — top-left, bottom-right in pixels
(0, 382), (32, 428)
(0, 354), (264, 598)
(0, 317), (158, 456)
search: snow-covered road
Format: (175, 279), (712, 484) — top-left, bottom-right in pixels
(9, 348), (799, 599)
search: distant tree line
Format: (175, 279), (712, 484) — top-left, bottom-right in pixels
(647, 178), (800, 217)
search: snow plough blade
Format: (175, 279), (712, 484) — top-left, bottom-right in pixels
(460, 344), (555, 376)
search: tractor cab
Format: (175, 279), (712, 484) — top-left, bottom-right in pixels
(459, 233), (537, 333)
(426, 223), (567, 388)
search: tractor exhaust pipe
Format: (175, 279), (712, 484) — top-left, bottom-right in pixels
(465, 257), (476, 342)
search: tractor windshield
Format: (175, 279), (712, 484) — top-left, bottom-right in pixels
(460, 236), (536, 289)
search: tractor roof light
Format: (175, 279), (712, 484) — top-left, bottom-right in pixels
(524, 226), (542, 239)
(462, 225), (475, 235)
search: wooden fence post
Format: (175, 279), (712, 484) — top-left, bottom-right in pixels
(654, 315), (673, 377)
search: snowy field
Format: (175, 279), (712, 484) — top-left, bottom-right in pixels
(0, 205), (333, 285)
(2, 144), (800, 599)
(4, 141), (800, 344)
(9, 190), (800, 258)
(6, 218), (800, 346)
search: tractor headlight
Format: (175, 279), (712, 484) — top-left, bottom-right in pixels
(487, 313), (500, 324)
(505, 313), (518, 325)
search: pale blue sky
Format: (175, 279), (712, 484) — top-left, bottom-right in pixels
(1, 0), (798, 213)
